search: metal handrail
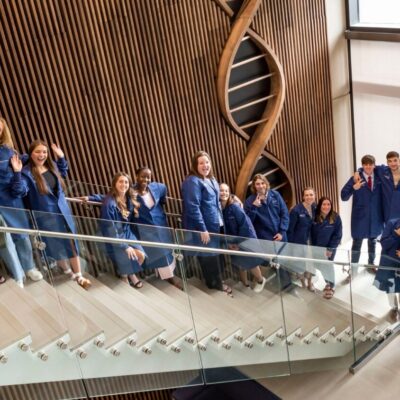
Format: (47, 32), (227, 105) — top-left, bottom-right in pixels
(0, 225), (349, 266)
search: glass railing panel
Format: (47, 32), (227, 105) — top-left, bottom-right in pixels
(0, 207), (86, 399)
(30, 210), (204, 396)
(350, 247), (400, 365)
(175, 228), (291, 384)
(275, 243), (356, 373)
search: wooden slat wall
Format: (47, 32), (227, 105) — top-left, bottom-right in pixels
(0, 368), (197, 400)
(0, 0), (337, 205)
(253, 0), (338, 205)
(0, 0), (245, 199)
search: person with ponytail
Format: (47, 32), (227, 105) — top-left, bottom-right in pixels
(21, 140), (91, 289)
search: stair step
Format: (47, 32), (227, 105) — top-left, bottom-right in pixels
(188, 278), (266, 340)
(0, 280), (67, 352)
(99, 274), (190, 346)
(24, 279), (103, 351)
(151, 279), (224, 334)
(84, 274), (165, 347)
(0, 303), (31, 351)
(141, 277), (216, 341)
(54, 276), (136, 349)
(183, 280), (243, 341)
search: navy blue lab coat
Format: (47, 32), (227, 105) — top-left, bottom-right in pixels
(99, 194), (145, 275)
(370, 165), (400, 223)
(222, 202), (263, 270)
(286, 203), (316, 275)
(181, 175), (222, 253)
(311, 215), (343, 252)
(0, 146), (31, 240)
(132, 182), (174, 269)
(244, 190), (289, 241)
(341, 172), (384, 239)
(21, 158), (78, 260)
(374, 218), (400, 293)
(310, 214), (342, 287)
(287, 203), (316, 245)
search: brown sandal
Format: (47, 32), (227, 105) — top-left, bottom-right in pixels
(76, 276), (91, 290)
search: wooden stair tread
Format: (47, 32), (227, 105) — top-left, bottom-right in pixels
(281, 291), (347, 333)
(0, 302), (30, 350)
(188, 278), (267, 339)
(298, 288), (378, 332)
(54, 277), (136, 349)
(202, 281), (286, 338)
(99, 274), (189, 345)
(0, 281), (67, 352)
(140, 277), (215, 340)
(85, 274), (165, 347)
(151, 279), (230, 340)
(335, 285), (387, 323)
(24, 279), (103, 351)
(230, 281), (349, 337)
(183, 281), (243, 340)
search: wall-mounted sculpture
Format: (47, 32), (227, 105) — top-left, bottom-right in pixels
(214, 0), (294, 205)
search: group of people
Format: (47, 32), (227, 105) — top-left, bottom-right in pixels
(181, 151), (343, 299)
(1, 117), (181, 290)
(341, 152), (400, 320)
(1, 115), (400, 314)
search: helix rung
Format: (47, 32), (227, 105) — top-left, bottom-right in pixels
(232, 54), (266, 68)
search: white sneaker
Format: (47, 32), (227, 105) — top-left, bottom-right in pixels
(26, 268), (43, 281)
(253, 277), (267, 293)
(16, 280), (24, 289)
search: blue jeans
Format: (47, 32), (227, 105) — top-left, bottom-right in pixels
(0, 234), (34, 281)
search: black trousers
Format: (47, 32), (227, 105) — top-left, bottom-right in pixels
(197, 255), (223, 290)
(351, 238), (377, 265)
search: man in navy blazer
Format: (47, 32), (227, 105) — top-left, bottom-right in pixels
(342, 155), (384, 278)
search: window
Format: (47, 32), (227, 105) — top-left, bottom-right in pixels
(349, 0), (400, 29)
(359, 0), (400, 27)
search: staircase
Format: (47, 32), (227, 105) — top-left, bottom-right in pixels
(0, 267), (392, 387)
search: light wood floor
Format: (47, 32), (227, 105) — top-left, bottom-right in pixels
(260, 335), (400, 399)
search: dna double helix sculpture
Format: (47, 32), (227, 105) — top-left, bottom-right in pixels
(214, 0), (294, 204)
